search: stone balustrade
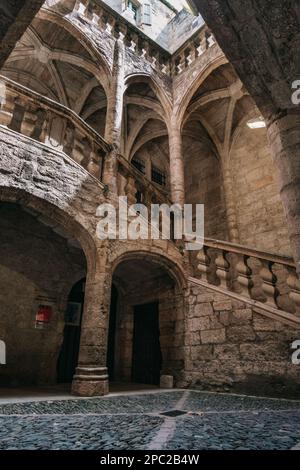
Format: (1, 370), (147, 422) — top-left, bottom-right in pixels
(0, 76), (172, 210)
(117, 153), (171, 209)
(70, 0), (172, 75)
(171, 27), (216, 76)
(0, 75), (110, 180)
(45, 0), (216, 78)
(196, 238), (300, 317)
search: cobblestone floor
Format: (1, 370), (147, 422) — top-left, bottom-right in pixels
(0, 390), (300, 450)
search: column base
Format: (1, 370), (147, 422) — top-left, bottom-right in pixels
(71, 366), (109, 397)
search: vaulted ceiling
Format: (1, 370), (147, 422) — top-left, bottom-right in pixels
(2, 17), (108, 136)
(193, 0), (300, 120)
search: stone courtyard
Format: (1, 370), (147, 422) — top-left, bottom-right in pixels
(0, 0), (300, 454)
(0, 390), (300, 450)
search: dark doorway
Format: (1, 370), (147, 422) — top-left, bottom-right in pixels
(132, 302), (162, 385)
(107, 285), (118, 380)
(57, 278), (85, 383)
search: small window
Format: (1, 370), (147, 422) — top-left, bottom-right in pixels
(132, 158), (146, 174)
(135, 190), (143, 204)
(128, 0), (139, 20)
(151, 165), (166, 186)
(142, 3), (152, 26)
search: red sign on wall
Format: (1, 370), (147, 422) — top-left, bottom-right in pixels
(35, 304), (53, 329)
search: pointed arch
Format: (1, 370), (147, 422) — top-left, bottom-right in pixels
(124, 73), (172, 120)
(176, 55), (228, 128)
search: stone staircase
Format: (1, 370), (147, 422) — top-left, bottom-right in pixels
(189, 238), (300, 328)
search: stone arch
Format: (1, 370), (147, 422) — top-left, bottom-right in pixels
(124, 73), (172, 119)
(0, 196), (91, 387)
(108, 247), (187, 386)
(111, 248), (187, 291)
(0, 186), (97, 271)
(175, 55), (228, 127)
(124, 74), (171, 191)
(38, 8), (112, 91)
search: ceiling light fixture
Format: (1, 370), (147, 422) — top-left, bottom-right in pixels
(247, 118), (266, 129)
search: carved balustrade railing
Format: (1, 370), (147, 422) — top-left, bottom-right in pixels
(45, 0), (217, 77)
(195, 238), (300, 317)
(117, 153), (171, 210)
(0, 75), (110, 180)
(0, 76), (173, 210)
(59, 0), (172, 75)
(171, 25), (217, 76)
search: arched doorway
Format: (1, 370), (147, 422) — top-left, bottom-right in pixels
(0, 202), (87, 389)
(108, 254), (185, 388)
(57, 278), (86, 384)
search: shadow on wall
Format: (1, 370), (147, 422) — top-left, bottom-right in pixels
(0, 203), (86, 387)
(194, 374), (300, 400)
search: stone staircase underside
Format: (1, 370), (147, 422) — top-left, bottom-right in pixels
(188, 276), (300, 329)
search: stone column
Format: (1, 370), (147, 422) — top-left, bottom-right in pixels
(72, 249), (111, 396)
(168, 119), (185, 206)
(104, 39), (124, 147)
(222, 162), (239, 242)
(102, 147), (119, 195)
(267, 113), (300, 276)
(102, 39), (124, 195)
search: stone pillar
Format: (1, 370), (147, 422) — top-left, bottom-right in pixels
(168, 120), (185, 206)
(72, 251), (111, 396)
(104, 39), (124, 147)
(222, 162), (239, 242)
(102, 39), (124, 195)
(102, 147), (118, 195)
(267, 114), (300, 276)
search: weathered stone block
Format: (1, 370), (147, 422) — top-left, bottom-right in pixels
(232, 308), (253, 323)
(213, 300), (232, 311)
(194, 302), (214, 317)
(190, 345), (214, 361)
(160, 375), (174, 389)
(253, 315), (284, 332)
(197, 316), (211, 330)
(201, 328), (226, 344)
(240, 341), (290, 361)
(219, 311), (231, 326)
(186, 332), (201, 345)
(196, 293), (215, 303)
(214, 344), (240, 360)
(188, 318), (200, 332)
(227, 326), (256, 343)
(232, 300), (247, 309)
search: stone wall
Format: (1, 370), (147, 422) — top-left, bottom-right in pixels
(157, 9), (204, 53)
(230, 125), (292, 255)
(0, 203), (86, 386)
(183, 282), (300, 397)
(184, 136), (228, 240)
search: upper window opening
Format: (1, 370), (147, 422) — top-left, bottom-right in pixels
(128, 0), (139, 20)
(152, 165), (166, 186)
(143, 3), (152, 26)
